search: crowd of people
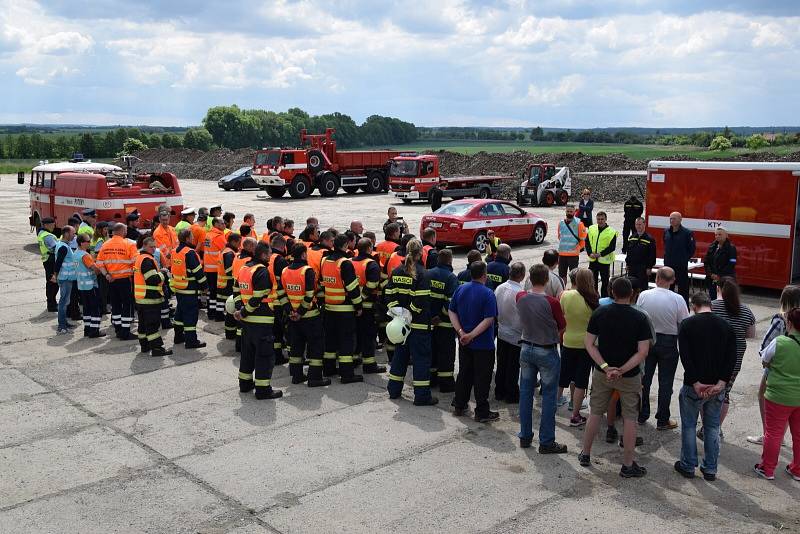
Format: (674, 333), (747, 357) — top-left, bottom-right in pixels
(35, 200), (799, 482)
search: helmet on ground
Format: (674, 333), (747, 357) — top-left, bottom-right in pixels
(225, 295), (236, 315)
(386, 315), (411, 345)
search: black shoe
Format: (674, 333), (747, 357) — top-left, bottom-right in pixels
(363, 364), (386, 374)
(118, 333), (136, 341)
(539, 442), (568, 454)
(174, 335), (185, 344)
(292, 374), (308, 384)
(341, 374), (364, 384)
(578, 452), (591, 467)
(674, 461), (695, 479)
(255, 387), (283, 400)
(620, 462), (648, 478)
(239, 379), (255, 393)
(520, 437), (533, 449)
(619, 436), (645, 448)
(475, 411), (500, 423)
(88, 331), (107, 338)
(184, 341), (207, 349)
(699, 466), (716, 481)
(308, 378), (332, 387)
(605, 426), (619, 443)
(413, 396), (439, 406)
(151, 347), (173, 357)
(452, 406), (468, 417)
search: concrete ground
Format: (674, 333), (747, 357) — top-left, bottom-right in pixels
(1, 177), (798, 534)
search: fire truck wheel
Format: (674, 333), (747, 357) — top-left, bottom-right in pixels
(541, 191), (555, 207)
(472, 231), (488, 253)
(266, 186), (287, 198)
(307, 150), (326, 174)
(343, 186), (360, 194)
(477, 187), (491, 199)
(556, 189), (569, 205)
(289, 175), (311, 198)
(364, 171), (384, 194)
(530, 223), (546, 245)
(318, 173), (339, 197)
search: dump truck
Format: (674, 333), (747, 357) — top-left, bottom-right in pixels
(252, 128), (403, 199)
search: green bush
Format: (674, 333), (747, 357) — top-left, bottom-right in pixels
(745, 134), (769, 150)
(709, 135), (732, 151)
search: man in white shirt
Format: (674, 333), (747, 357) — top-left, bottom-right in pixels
(636, 267), (690, 430)
(525, 249), (564, 299)
(494, 262), (526, 403)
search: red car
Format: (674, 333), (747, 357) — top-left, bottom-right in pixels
(420, 199), (548, 253)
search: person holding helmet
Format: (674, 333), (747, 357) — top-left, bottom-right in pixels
(217, 232), (242, 340)
(385, 239), (437, 406)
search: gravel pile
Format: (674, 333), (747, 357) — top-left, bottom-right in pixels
(127, 147), (800, 203)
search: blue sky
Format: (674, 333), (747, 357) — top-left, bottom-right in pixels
(1, 0), (798, 127)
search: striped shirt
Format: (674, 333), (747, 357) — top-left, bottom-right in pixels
(711, 299), (755, 364)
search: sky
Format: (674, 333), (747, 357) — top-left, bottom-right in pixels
(0, 0), (798, 128)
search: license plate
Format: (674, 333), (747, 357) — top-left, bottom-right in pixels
(428, 222), (442, 228)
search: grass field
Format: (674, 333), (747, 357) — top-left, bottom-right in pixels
(386, 140), (800, 160)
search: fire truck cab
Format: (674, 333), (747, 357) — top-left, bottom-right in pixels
(28, 161), (184, 231)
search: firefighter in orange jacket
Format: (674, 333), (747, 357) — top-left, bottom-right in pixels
(307, 230), (334, 278)
(352, 237), (386, 374)
(217, 232), (241, 340)
(134, 237), (172, 356)
(203, 217), (227, 320)
(96, 223), (137, 340)
(232, 237), (256, 353)
(283, 243), (332, 387)
(235, 242), (282, 400)
(268, 234), (290, 365)
(320, 233), (364, 383)
(171, 229), (208, 349)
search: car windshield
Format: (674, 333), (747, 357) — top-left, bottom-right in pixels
(255, 151), (281, 166)
(389, 160), (419, 177)
(435, 202), (473, 216)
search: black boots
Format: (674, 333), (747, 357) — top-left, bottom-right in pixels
(151, 347), (174, 357)
(255, 386), (283, 400)
(239, 379), (254, 393)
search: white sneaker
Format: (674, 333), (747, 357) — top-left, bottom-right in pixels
(746, 435), (763, 445)
(556, 395), (568, 407)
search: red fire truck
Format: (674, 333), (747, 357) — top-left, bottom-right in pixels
(388, 154), (515, 203)
(252, 128), (403, 199)
(646, 161), (800, 290)
(28, 161), (184, 231)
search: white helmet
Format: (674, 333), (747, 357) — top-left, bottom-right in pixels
(386, 315), (411, 345)
(225, 295), (237, 315)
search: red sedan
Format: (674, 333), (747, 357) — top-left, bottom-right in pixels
(420, 199), (548, 253)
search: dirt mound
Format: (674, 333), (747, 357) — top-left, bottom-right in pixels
(126, 148), (256, 182)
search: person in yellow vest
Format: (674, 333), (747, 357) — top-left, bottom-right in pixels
(171, 229), (208, 349)
(37, 217), (60, 312)
(585, 211), (617, 298)
(217, 232), (241, 340)
(234, 242), (283, 400)
(282, 242), (331, 387)
(134, 237), (172, 356)
(77, 208), (96, 238)
(223, 212), (236, 235)
(175, 207), (195, 234)
(206, 204), (222, 231)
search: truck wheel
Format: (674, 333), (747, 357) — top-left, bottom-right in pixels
(556, 190), (569, 205)
(477, 187), (491, 199)
(530, 223), (546, 245)
(266, 186), (287, 198)
(541, 191), (555, 207)
(343, 186), (359, 194)
(364, 171), (383, 194)
(289, 175), (311, 198)
(307, 150), (326, 174)
(318, 172), (339, 197)
(473, 231), (488, 253)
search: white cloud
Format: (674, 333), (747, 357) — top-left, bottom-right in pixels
(526, 74), (585, 105)
(34, 31), (93, 55)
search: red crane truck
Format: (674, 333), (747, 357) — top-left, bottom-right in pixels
(388, 153), (515, 204)
(646, 160), (800, 290)
(252, 128), (403, 199)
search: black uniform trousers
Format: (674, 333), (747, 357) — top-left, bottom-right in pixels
(453, 346), (495, 418)
(622, 218), (636, 253)
(136, 303), (164, 352)
(43, 258), (58, 311)
(217, 285), (237, 338)
(432, 325), (456, 391)
(626, 263), (650, 291)
(240, 322), (276, 390)
(79, 288), (102, 337)
(288, 314), (323, 380)
(356, 306), (380, 371)
(109, 277), (133, 337)
(160, 283), (173, 329)
(668, 264), (690, 304)
(495, 339), (521, 403)
(323, 310), (356, 379)
(589, 261), (611, 298)
(205, 272), (218, 318)
(174, 293), (200, 344)
(273, 313), (286, 364)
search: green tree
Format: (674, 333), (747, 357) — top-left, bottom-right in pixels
(183, 128), (214, 150)
(530, 126), (544, 140)
(161, 133), (181, 148)
(745, 134), (769, 150)
(709, 135), (732, 151)
(15, 134), (33, 158)
(203, 105), (257, 148)
(122, 137), (148, 154)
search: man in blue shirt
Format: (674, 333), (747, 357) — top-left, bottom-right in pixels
(448, 261), (499, 423)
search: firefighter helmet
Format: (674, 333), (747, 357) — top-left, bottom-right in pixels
(225, 295), (236, 315)
(386, 315), (411, 345)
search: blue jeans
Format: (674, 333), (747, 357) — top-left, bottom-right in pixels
(57, 279), (73, 330)
(678, 384), (724, 474)
(518, 344), (560, 445)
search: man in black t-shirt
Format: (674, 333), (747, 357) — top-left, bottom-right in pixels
(579, 277), (651, 478)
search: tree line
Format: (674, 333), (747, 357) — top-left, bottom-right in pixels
(201, 106), (417, 150)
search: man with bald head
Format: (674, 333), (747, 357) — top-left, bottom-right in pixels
(703, 227), (737, 300)
(350, 220), (364, 240)
(663, 211), (695, 304)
